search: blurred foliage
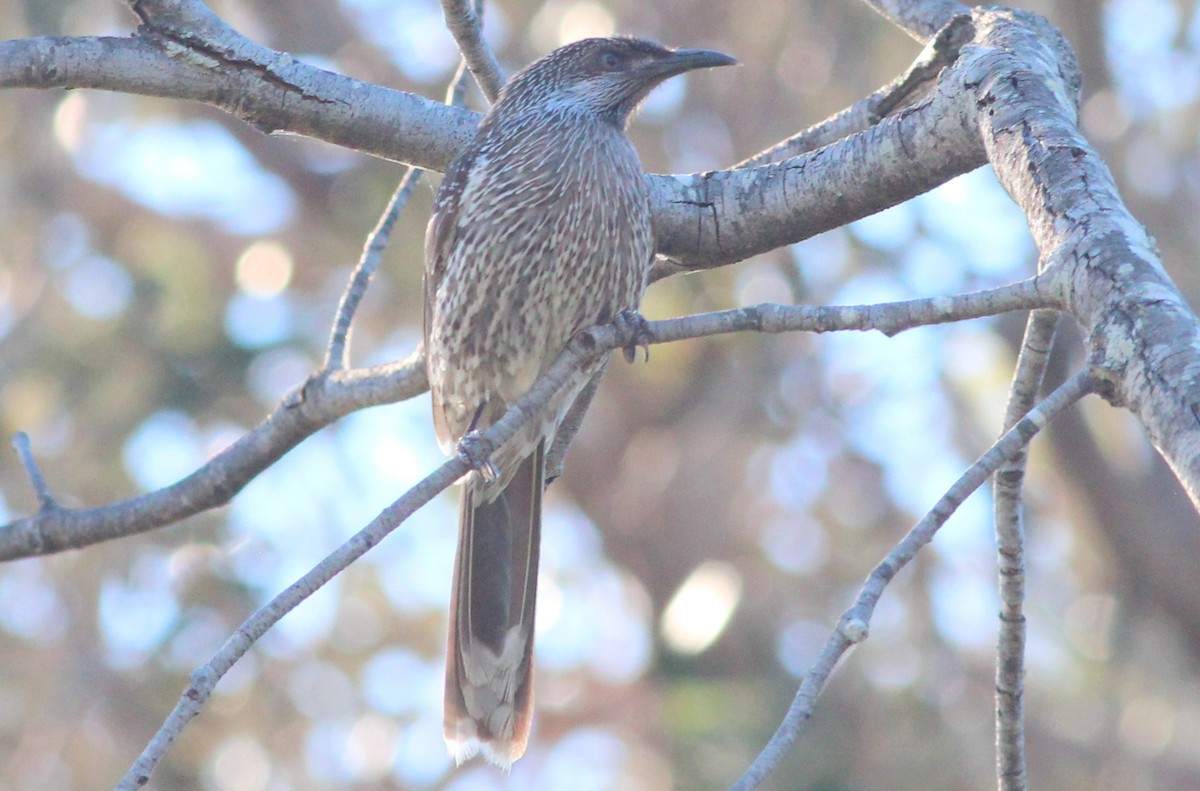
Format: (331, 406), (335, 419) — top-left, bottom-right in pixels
(3, 0), (1200, 789)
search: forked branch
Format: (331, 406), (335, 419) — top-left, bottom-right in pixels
(730, 369), (1094, 791)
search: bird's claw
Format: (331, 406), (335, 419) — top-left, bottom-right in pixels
(457, 432), (499, 482)
(615, 309), (653, 363)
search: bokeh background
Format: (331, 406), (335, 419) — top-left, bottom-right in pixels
(3, 0), (1200, 788)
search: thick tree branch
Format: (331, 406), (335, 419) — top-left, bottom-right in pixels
(0, 32), (475, 171)
(648, 38), (989, 272)
(730, 369), (1094, 791)
(1, 0), (991, 272)
(969, 9), (1200, 507)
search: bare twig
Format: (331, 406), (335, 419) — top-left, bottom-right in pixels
(729, 369), (1094, 791)
(545, 363), (607, 483)
(994, 309), (1058, 791)
(113, 313), (641, 790)
(323, 58), (476, 371)
(11, 432), (55, 511)
(558, 230), (1047, 477)
(440, 0), (504, 102)
(649, 275), (1055, 342)
(324, 167), (424, 370)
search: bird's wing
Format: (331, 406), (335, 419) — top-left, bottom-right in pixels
(424, 145), (480, 349)
(425, 144), (482, 447)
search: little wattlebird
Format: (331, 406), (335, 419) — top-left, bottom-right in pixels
(424, 36), (735, 766)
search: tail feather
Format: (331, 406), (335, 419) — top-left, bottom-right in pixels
(445, 442), (543, 767)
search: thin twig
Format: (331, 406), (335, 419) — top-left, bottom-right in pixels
(440, 0), (504, 102)
(323, 168), (424, 370)
(994, 309), (1058, 791)
(116, 460), (467, 789)
(323, 60), (476, 371)
(728, 369), (1094, 791)
(651, 274), (1056, 342)
(11, 432), (55, 511)
(113, 313), (632, 791)
(550, 275), (1053, 474)
(545, 363), (606, 483)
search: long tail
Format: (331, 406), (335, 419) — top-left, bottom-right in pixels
(444, 441), (543, 767)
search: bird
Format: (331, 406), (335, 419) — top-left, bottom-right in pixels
(423, 36), (736, 767)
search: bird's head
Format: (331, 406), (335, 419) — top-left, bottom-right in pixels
(498, 37), (737, 127)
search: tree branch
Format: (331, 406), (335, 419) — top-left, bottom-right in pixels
(857, 0), (968, 41)
(735, 12), (975, 168)
(0, 0), (991, 272)
(324, 58), (475, 371)
(11, 432), (56, 511)
(993, 309), (1058, 791)
(440, 0), (504, 102)
(729, 368), (1094, 791)
(650, 275), (1054, 343)
(647, 46), (988, 273)
(324, 167), (424, 371)
(970, 8), (1200, 507)
(1, 276), (1054, 560)
(0, 355), (426, 561)
(0, 30), (475, 170)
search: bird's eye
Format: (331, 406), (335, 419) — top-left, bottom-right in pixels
(598, 50), (623, 70)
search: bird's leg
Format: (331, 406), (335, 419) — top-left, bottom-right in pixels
(614, 309), (654, 363)
(457, 431), (500, 482)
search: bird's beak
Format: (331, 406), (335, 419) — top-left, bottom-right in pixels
(642, 48), (738, 79)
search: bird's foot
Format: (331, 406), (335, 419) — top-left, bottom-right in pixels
(457, 432), (499, 482)
(614, 309), (653, 363)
